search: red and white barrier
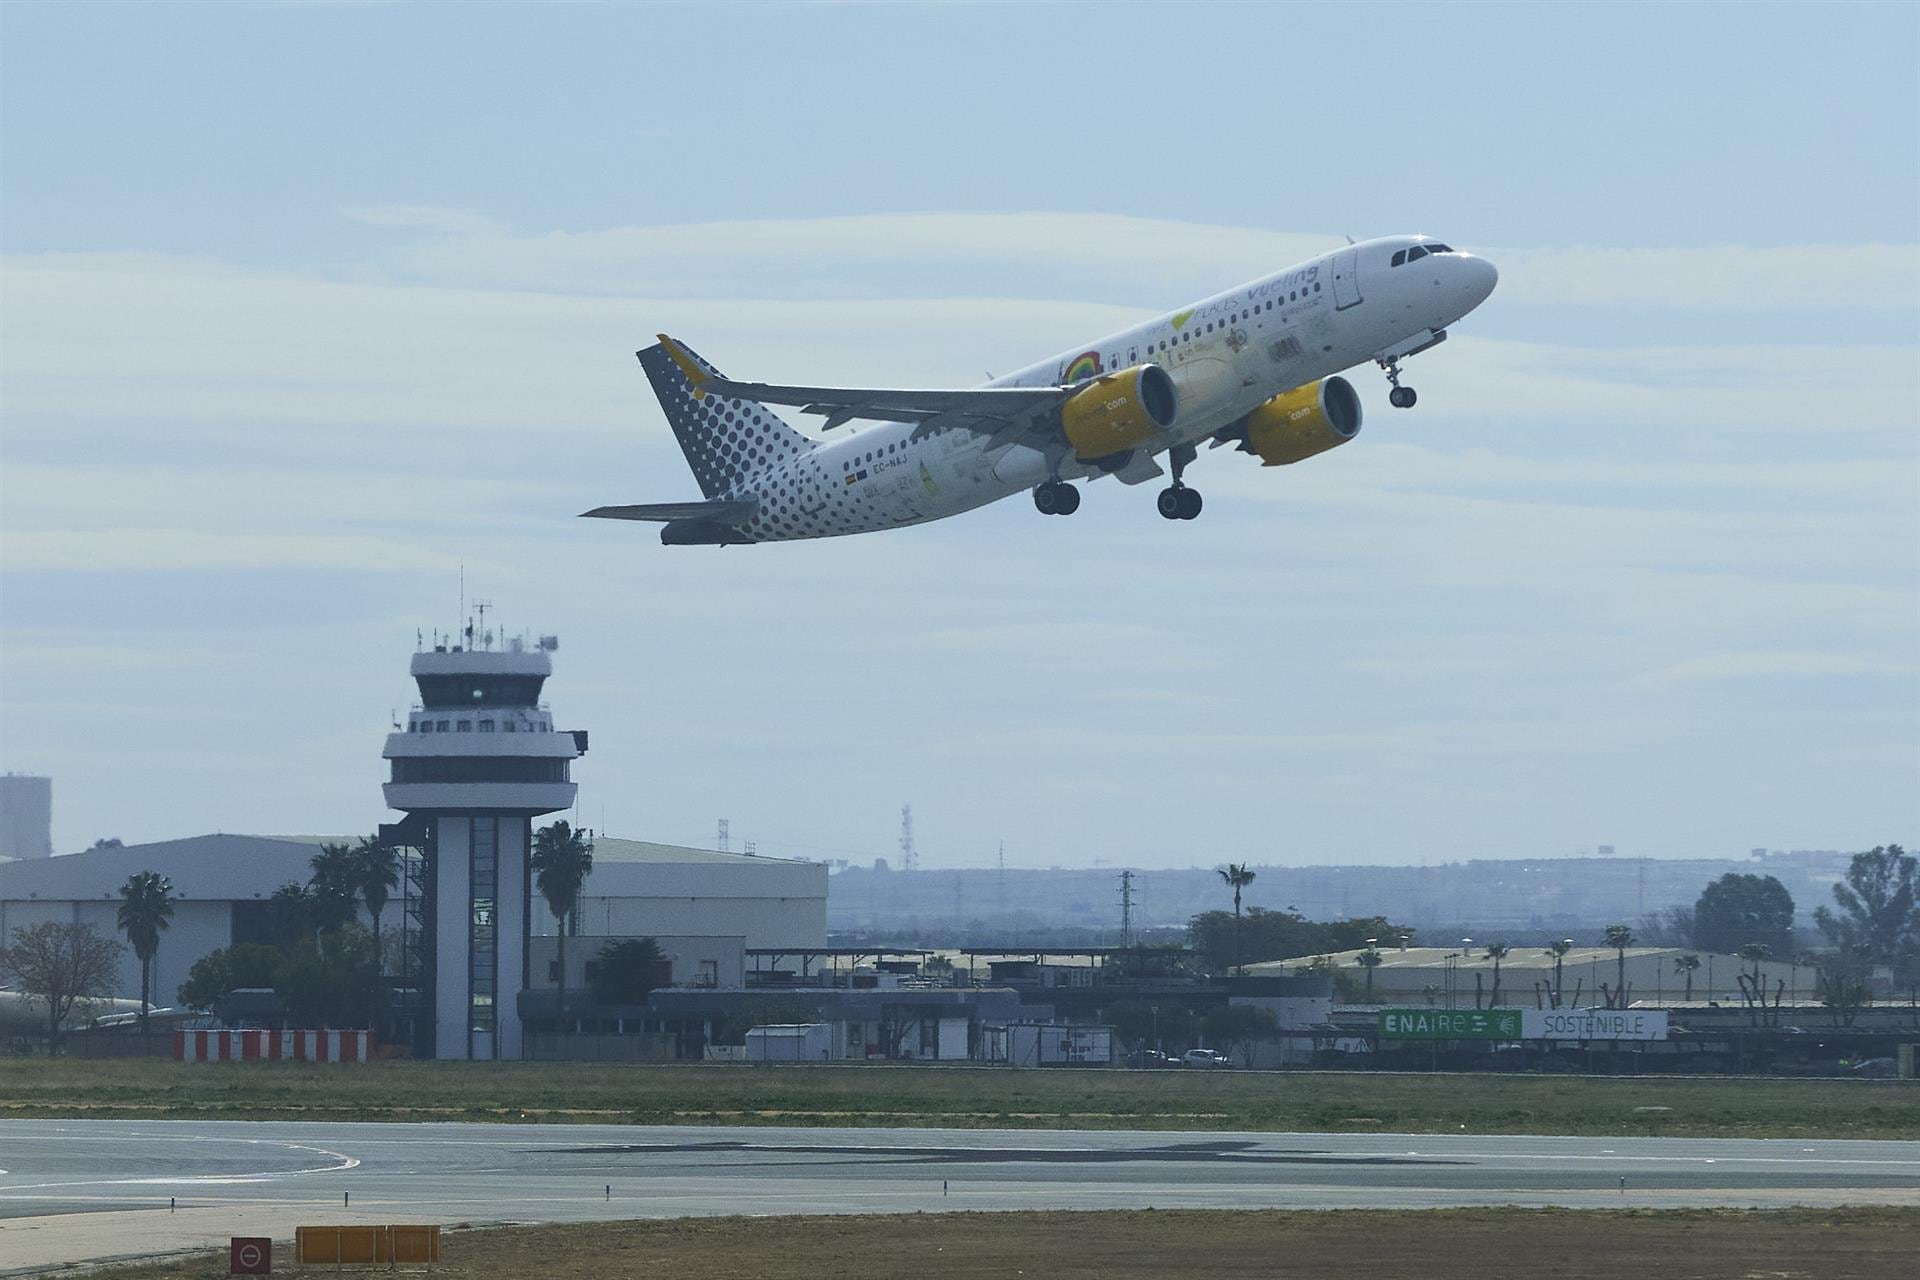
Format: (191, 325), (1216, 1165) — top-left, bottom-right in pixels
(175, 1029), (371, 1063)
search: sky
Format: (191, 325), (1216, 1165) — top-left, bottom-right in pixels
(1, 1), (1916, 872)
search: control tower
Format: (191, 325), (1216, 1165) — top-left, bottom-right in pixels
(383, 628), (585, 1061)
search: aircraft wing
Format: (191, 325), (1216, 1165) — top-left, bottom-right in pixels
(579, 499), (758, 523)
(656, 334), (1068, 435)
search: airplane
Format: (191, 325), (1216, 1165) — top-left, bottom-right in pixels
(583, 235), (1496, 544)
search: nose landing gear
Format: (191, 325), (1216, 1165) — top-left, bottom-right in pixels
(1382, 358), (1418, 409)
(1157, 443), (1202, 520)
(1033, 480), (1080, 516)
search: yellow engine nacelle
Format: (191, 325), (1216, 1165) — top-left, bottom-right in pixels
(1061, 364), (1178, 460)
(1237, 376), (1363, 465)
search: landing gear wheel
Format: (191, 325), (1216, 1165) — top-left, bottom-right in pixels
(1158, 486), (1203, 520)
(1034, 481), (1079, 516)
(1389, 385), (1418, 409)
(1177, 488), (1203, 520)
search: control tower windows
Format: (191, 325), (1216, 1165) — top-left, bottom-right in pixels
(416, 674), (546, 708)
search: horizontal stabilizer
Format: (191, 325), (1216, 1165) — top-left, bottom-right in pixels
(580, 500), (758, 523)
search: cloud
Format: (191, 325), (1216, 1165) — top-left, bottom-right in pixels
(342, 203), (506, 238)
(0, 529), (462, 573)
(357, 210), (1920, 312)
(1631, 650), (1919, 688)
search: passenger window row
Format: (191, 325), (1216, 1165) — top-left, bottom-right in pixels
(1141, 284), (1321, 355)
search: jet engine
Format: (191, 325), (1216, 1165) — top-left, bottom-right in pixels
(1061, 364), (1177, 460)
(1230, 376), (1362, 465)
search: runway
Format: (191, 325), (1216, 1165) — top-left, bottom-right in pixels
(3, 1119), (1917, 1272)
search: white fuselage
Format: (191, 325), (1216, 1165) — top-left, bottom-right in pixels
(725, 235), (1496, 541)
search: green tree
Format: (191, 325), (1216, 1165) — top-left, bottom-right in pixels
(1544, 938), (1575, 1008)
(1356, 946), (1384, 1003)
(115, 870), (176, 1034)
(1200, 1004), (1281, 1067)
(589, 938), (668, 1005)
(531, 820), (594, 1018)
(1814, 844), (1919, 978)
(1484, 942), (1510, 1007)
(276, 925), (382, 1027)
(177, 943), (284, 1013)
(1692, 873), (1795, 958)
(1216, 863), (1257, 976)
(267, 882), (314, 946)
(1602, 924), (1635, 1008)
(0, 922), (124, 1050)
(1674, 953), (1701, 1002)
(307, 842), (361, 937)
(352, 835), (400, 955)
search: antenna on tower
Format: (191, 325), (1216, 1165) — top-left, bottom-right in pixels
(717, 818), (730, 853)
(899, 805), (917, 873)
(472, 599), (493, 651)
(1119, 869), (1136, 946)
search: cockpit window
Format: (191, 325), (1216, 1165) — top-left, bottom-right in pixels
(1406, 245), (1429, 262)
(1428, 243), (1453, 253)
(1391, 249), (1406, 267)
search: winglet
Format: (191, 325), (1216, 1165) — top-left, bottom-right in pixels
(656, 333), (710, 400)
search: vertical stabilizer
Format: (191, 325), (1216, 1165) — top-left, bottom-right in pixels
(637, 340), (812, 498)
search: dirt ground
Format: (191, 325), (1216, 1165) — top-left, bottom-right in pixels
(80, 1207), (1920, 1279)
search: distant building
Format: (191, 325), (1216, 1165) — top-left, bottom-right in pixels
(1245, 944), (1817, 1008)
(0, 774), (52, 861)
(0, 831), (826, 1028)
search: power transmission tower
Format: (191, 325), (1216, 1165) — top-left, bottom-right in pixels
(717, 818), (730, 853)
(1119, 870), (1136, 946)
(997, 840), (1006, 916)
(899, 805), (917, 872)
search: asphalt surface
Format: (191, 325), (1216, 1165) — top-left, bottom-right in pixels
(2, 1119), (1918, 1272)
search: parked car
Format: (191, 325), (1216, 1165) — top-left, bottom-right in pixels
(1182, 1049), (1231, 1069)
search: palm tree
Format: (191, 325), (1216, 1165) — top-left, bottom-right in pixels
(1357, 946), (1384, 1003)
(1484, 942), (1510, 1007)
(1216, 863), (1257, 976)
(1738, 941), (1771, 988)
(1544, 939), (1574, 1007)
(116, 871), (175, 1035)
(531, 820), (595, 1021)
(352, 836), (400, 954)
(1675, 953), (1701, 1002)
(308, 842), (361, 937)
(1603, 924), (1635, 1008)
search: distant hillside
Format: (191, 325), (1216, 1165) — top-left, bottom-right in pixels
(826, 850), (1855, 939)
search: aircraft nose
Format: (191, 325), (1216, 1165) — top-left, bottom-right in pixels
(1467, 254), (1498, 302)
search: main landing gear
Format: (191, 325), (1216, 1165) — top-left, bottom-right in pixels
(1381, 357), (1418, 409)
(1157, 444), (1202, 521)
(1033, 480), (1080, 516)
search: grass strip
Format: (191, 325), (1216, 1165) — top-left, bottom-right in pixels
(71, 1207), (1920, 1280)
(2, 1059), (1916, 1138)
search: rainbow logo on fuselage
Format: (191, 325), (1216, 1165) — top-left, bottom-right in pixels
(1063, 351), (1102, 383)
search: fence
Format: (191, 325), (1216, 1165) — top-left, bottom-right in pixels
(175, 1030), (372, 1063)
